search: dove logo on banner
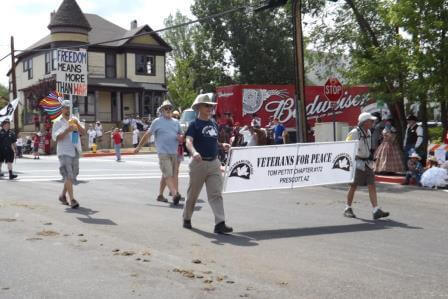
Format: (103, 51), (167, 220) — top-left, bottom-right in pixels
(229, 160), (254, 180)
(332, 154), (352, 172)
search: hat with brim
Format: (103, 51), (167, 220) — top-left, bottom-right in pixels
(407, 115), (418, 121)
(358, 112), (377, 125)
(409, 152), (421, 160)
(61, 100), (71, 108)
(191, 94), (216, 111)
(159, 100), (174, 110)
(428, 156), (438, 163)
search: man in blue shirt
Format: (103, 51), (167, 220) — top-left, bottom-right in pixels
(183, 94), (233, 234)
(135, 100), (183, 205)
(273, 118), (285, 144)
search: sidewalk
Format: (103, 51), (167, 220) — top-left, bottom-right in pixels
(82, 147), (156, 158)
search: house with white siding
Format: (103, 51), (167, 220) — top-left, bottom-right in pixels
(8, 0), (172, 131)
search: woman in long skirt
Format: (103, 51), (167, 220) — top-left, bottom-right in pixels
(374, 120), (405, 174)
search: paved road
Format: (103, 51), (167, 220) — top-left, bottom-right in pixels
(1, 155), (447, 298)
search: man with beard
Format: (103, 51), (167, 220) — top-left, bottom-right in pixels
(52, 100), (85, 209)
(0, 119), (18, 180)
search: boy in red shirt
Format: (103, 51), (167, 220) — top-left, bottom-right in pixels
(112, 128), (122, 161)
(33, 132), (41, 159)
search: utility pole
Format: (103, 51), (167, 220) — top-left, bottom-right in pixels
(292, 0), (307, 143)
(256, 0), (308, 143)
(10, 36), (18, 134)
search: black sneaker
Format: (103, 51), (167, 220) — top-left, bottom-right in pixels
(343, 208), (356, 218)
(183, 219), (192, 229)
(0, 173), (4, 177)
(9, 174), (17, 180)
(214, 221), (233, 234)
(373, 209), (389, 220)
(173, 193), (181, 205)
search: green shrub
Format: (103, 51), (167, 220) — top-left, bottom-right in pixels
(428, 127), (443, 144)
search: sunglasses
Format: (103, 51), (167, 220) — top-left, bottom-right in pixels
(203, 104), (214, 108)
(164, 107), (173, 112)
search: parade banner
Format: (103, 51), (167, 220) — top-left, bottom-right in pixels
(0, 98), (19, 123)
(54, 49), (88, 96)
(223, 141), (358, 193)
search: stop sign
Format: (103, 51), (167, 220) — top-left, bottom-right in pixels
(324, 77), (343, 102)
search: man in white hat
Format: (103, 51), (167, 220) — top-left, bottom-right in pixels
(183, 94), (233, 234)
(52, 100), (85, 209)
(135, 100), (184, 205)
(345, 112), (390, 220)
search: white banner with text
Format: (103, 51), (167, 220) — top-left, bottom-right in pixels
(223, 141), (358, 193)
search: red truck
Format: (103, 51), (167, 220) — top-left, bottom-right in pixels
(215, 84), (376, 136)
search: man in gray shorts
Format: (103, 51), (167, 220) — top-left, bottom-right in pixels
(135, 100), (183, 205)
(52, 100), (85, 209)
(345, 112), (389, 220)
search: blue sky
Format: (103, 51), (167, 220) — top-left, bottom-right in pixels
(0, 0), (194, 86)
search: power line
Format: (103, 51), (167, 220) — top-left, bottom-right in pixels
(0, 1), (264, 63)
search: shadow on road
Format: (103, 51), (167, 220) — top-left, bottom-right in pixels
(324, 184), (435, 194)
(236, 219), (421, 241)
(190, 228), (258, 247)
(65, 207), (117, 225)
(146, 203), (202, 211)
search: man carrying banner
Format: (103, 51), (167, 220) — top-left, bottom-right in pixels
(52, 100), (85, 209)
(345, 112), (389, 220)
(183, 94), (233, 234)
(0, 119), (18, 180)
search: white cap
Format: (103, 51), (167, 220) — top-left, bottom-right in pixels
(61, 100), (71, 108)
(409, 152), (421, 160)
(358, 112), (377, 125)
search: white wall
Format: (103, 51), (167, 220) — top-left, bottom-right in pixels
(88, 52), (105, 78)
(13, 54), (52, 91)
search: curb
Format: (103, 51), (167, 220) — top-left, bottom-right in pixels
(82, 152), (155, 158)
(375, 175), (405, 184)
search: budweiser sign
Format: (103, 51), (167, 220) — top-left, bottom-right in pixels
(215, 85), (373, 129)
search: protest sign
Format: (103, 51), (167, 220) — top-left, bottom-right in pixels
(54, 49), (88, 97)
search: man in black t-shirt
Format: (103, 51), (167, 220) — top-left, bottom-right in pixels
(183, 94), (233, 234)
(0, 119), (18, 180)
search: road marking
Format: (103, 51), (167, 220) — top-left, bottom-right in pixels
(12, 172), (188, 179)
(1, 174), (189, 183)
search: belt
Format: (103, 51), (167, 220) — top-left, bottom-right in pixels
(202, 156), (216, 161)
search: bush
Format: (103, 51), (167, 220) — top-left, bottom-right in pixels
(428, 126), (443, 144)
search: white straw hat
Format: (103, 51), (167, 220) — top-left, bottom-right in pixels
(358, 112), (377, 125)
(191, 94), (216, 110)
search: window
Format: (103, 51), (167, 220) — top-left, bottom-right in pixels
(23, 58), (33, 80)
(105, 53), (116, 78)
(78, 93), (96, 115)
(45, 52), (51, 74)
(135, 54), (155, 76)
(52, 49), (58, 71)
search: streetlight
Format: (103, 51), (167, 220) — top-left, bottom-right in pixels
(256, 0), (338, 143)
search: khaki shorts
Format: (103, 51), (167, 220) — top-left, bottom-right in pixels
(352, 167), (375, 186)
(58, 152), (80, 181)
(158, 154), (178, 178)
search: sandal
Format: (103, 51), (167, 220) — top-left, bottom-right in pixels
(70, 199), (80, 209)
(59, 195), (69, 205)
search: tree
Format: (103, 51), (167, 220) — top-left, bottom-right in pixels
(163, 11), (233, 109)
(191, 0), (295, 85)
(0, 83), (9, 109)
